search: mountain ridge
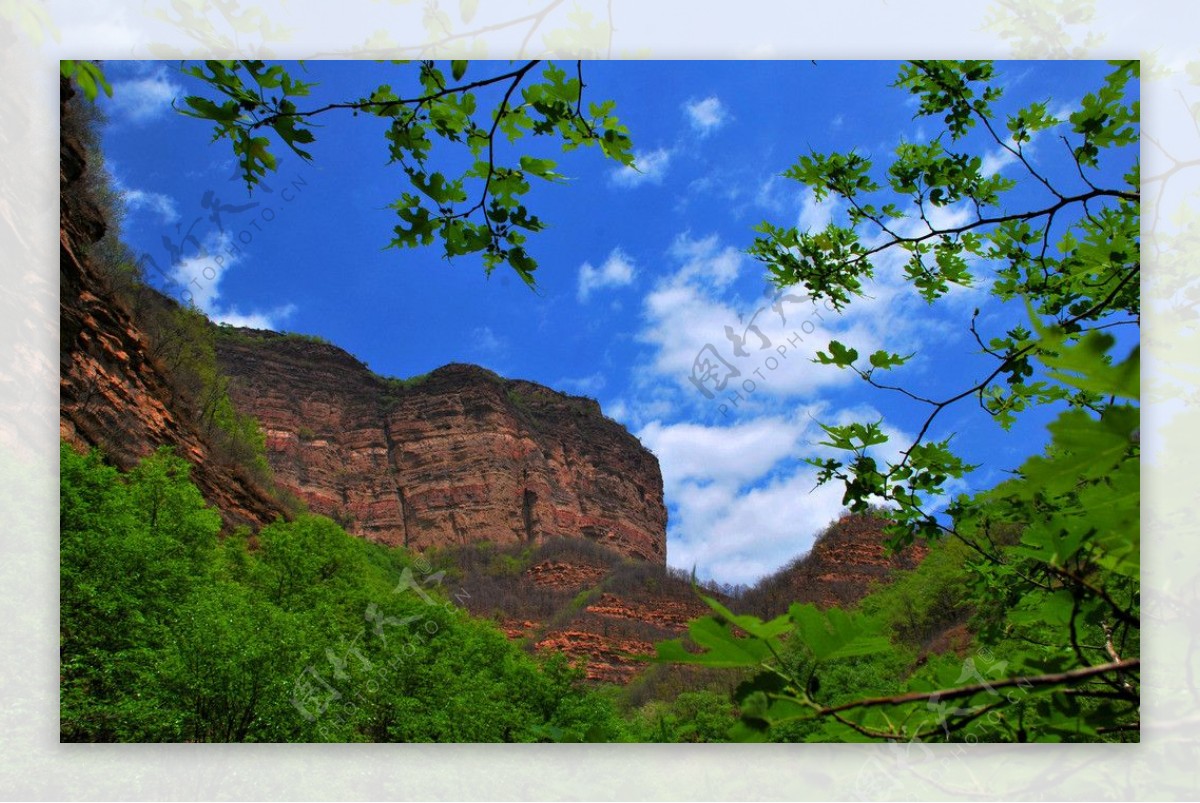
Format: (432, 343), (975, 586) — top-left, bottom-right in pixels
(212, 326), (668, 562)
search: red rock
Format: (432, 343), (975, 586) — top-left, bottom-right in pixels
(534, 630), (655, 684)
(213, 333), (667, 563)
(584, 592), (708, 632)
(525, 561), (610, 590)
(59, 79), (288, 531)
(737, 513), (928, 616)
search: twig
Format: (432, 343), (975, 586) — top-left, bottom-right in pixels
(816, 658), (1140, 717)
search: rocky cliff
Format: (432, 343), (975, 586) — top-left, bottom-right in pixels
(213, 329), (667, 563)
(737, 513), (929, 617)
(59, 79), (288, 529)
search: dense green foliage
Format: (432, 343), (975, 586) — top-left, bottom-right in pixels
(60, 443), (630, 742)
(126, 299), (276, 486)
(857, 536), (974, 651)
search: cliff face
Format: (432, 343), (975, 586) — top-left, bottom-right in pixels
(60, 74), (664, 569)
(738, 513), (929, 617)
(214, 330), (667, 563)
(59, 80), (287, 529)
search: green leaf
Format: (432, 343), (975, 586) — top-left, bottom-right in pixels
(815, 340), (859, 367)
(519, 155), (562, 181)
(62, 60), (114, 102)
(868, 350), (912, 370)
(816, 420), (889, 451)
(181, 95), (241, 123)
(697, 595), (792, 641)
(788, 604), (890, 662)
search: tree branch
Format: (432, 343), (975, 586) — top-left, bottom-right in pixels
(248, 61), (542, 131)
(816, 658), (1139, 717)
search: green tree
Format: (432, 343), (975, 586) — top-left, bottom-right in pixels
(754, 60), (1138, 547)
(64, 58), (633, 285)
(659, 60), (1139, 742)
(160, 579), (306, 742)
(857, 536), (974, 650)
(60, 444), (225, 740)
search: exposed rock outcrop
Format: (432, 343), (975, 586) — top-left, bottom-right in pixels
(59, 78), (288, 530)
(534, 631), (655, 685)
(446, 536), (721, 684)
(737, 513), (929, 617)
(213, 330), (667, 563)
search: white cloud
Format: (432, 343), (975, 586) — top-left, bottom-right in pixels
(625, 202), (988, 582)
(577, 248), (636, 302)
(666, 468), (848, 585)
(557, 371), (608, 396)
(212, 304), (298, 329)
(170, 234), (231, 312)
(640, 415), (808, 490)
(605, 398), (631, 423)
(638, 413), (822, 583)
(636, 232), (877, 401)
(755, 174), (798, 215)
(639, 403), (919, 585)
(107, 160), (179, 224)
(610, 148), (671, 187)
(471, 326), (505, 355)
(981, 143), (1019, 177)
(109, 66), (183, 123)
(797, 187), (842, 232)
(684, 96), (727, 134)
(168, 230), (295, 330)
(668, 233), (742, 287)
(121, 188), (179, 224)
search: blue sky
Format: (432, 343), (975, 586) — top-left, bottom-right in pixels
(96, 60), (1137, 585)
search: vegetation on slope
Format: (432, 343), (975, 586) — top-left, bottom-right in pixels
(60, 442), (628, 742)
(62, 82), (283, 508)
(60, 438), (979, 743)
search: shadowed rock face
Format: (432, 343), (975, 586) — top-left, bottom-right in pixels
(214, 330), (668, 563)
